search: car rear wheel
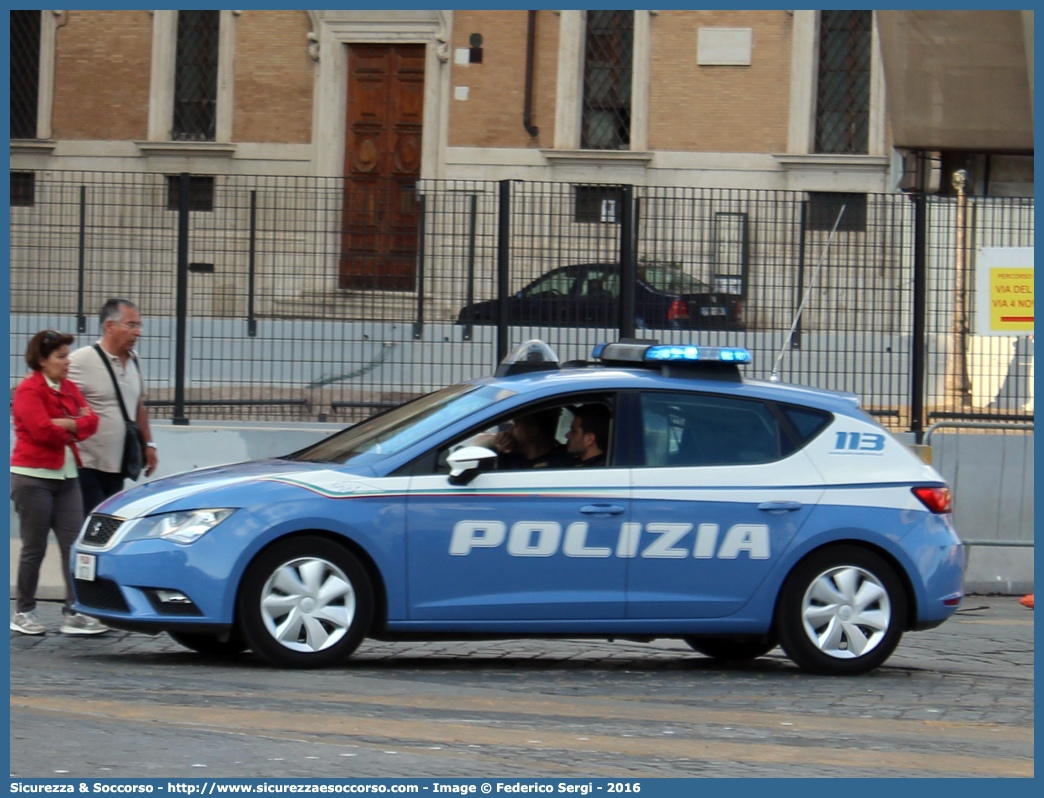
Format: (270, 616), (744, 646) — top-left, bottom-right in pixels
(685, 636), (777, 661)
(775, 545), (906, 676)
(237, 536), (373, 669)
(168, 631), (248, 657)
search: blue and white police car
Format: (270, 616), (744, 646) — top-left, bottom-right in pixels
(72, 340), (964, 675)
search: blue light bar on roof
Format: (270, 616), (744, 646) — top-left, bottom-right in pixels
(592, 341), (752, 365)
(645, 345), (751, 363)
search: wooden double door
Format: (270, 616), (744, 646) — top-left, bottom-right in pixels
(340, 43), (425, 291)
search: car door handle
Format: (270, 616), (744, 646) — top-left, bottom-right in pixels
(757, 501), (803, 513)
(580, 504), (626, 516)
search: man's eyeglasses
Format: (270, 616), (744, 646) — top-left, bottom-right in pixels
(115, 321), (143, 331)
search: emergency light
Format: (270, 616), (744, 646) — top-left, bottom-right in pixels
(592, 341), (752, 365)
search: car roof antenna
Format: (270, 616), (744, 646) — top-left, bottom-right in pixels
(769, 205), (847, 382)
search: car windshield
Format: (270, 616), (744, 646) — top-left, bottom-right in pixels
(639, 264), (710, 295)
(286, 383), (517, 464)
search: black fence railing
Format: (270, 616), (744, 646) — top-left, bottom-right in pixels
(9, 171), (1034, 435)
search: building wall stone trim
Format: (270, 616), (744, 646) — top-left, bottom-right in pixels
(216, 10), (236, 143)
(541, 149), (653, 166)
(135, 141), (237, 157)
(786, 10), (817, 154)
(36, 11), (61, 140)
(147, 10), (176, 141)
(11, 141), (58, 156)
(552, 10), (584, 149)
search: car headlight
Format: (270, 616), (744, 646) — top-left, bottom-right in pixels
(124, 509), (236, 545)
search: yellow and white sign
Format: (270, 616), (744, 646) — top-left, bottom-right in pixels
(975, 247), (1034, 336)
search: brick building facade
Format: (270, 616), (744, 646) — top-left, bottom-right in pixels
(12, 9), (1033, 192)
(9, 9), (905, 192)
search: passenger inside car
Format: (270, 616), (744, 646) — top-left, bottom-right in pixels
(565, 404), (611, 467)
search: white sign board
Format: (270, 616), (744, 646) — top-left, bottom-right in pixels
(697, 28), (753, 66)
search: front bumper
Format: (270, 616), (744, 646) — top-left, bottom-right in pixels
(72, 530), (245, 630)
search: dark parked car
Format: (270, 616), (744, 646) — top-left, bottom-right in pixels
(457, 263), (744, 329)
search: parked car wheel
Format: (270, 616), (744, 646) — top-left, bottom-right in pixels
(775, 545), (906, 675)
(237, 536), (373, 669)
(685, 636), (777, 661)
(168, 631), (248, 657)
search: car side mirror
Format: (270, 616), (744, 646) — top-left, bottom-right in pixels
(446, 446), (499, 485)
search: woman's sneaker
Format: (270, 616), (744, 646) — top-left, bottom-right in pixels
(59, 613), (109, 635)
(10, 612), (46, 635)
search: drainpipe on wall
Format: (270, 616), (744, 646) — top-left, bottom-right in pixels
(948, 169), (973, 409)
(523, 10), (539, 138)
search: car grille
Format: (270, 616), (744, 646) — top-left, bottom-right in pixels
(81, 514), (123, 547)
(74, 577), (130, 613)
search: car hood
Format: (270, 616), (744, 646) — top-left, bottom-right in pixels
(94, 459), (376, 520)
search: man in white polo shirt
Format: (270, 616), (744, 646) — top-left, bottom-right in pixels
(68, 299), (159, 512)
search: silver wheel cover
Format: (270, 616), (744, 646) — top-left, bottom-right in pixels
(800, 565), (891, 660)
(259, 556), (356, 653)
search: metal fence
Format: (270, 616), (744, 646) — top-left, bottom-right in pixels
(9, 170), (1034, 433)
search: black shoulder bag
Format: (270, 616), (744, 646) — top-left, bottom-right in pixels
(94, 344), (147, 481)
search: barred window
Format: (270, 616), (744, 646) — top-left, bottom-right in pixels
(10, 10), (41, 140)
(807, 192), (867, 233)
(11, 171), (35, 207)
(166, 175), (215, 212)
(581, 10), (633, 151)
(814, 10), (871, 155)
(574, 185), (622, 223)
(173, 10), (220, 142)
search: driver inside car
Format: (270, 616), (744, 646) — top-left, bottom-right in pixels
(485, 408), (573, 470)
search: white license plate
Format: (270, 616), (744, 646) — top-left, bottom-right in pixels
(700, 306), (727, 316)
(75, 553), (96, 581)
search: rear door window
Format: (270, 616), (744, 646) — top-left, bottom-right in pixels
(638, 391), (785, 467)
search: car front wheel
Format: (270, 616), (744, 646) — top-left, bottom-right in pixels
(775, 545), (907, 676)
(237, 536), (373, 669)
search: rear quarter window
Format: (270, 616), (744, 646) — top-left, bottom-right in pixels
(778, 404), (833, 446)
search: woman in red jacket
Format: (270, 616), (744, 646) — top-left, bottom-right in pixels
(10, 330), (106, 636)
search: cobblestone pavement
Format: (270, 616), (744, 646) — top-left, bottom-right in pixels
(10, 597), (1033, 779)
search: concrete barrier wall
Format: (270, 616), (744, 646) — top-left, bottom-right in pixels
(928, 431), (1034, 594)
(10, 422), (1033, 597)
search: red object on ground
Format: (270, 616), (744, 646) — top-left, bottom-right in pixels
(1019, 594), (1034, 609)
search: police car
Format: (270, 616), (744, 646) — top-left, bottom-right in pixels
(72, 340), (964, 675)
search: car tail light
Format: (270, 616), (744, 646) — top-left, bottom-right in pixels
(912, 486), (952, 513)
(734, 301), (743, 322)
(668, 300), (689, 320)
